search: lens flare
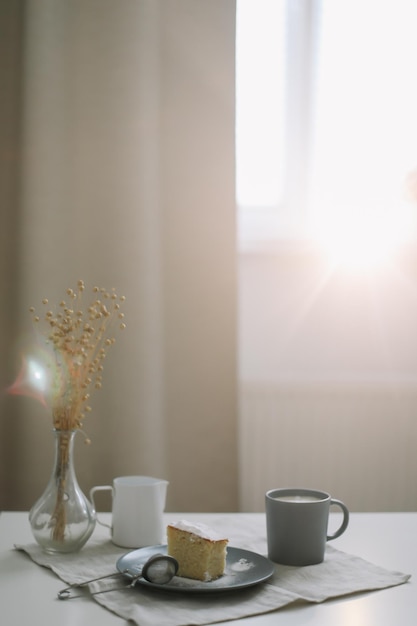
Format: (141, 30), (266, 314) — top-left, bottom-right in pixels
(8, 355), (50, 407)
(7, 339), (72, 410)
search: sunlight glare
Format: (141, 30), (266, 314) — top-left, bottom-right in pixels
(313, 207), (410, 271)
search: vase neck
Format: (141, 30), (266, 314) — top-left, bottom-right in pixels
(52, 429), (77, 480)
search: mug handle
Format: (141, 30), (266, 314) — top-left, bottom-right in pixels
(327, 499), (349, 540)
(90, 485), (113, 529)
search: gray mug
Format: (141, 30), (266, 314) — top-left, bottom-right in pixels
(265, 488), (349, 566)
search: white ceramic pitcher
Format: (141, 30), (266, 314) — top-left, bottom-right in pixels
(90, 476), (168, 548)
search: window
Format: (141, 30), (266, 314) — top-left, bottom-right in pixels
(236, 0), (286, 210)
(236, 0), (417, 266)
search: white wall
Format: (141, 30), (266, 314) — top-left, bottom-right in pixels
(238, 246), (417, 511)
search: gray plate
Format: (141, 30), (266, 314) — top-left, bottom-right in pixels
(116, 544), (275, 593)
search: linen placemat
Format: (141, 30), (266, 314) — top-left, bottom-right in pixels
(15, 528), (410, 626)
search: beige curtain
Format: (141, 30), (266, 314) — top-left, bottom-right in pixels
(0, 0), (238, 513)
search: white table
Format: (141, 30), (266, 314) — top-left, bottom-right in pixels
(0, 511), (415, 625)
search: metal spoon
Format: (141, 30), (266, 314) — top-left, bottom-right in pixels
(57, 553), (179, 600)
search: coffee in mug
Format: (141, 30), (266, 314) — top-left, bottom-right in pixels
(265, 487), (349, 566)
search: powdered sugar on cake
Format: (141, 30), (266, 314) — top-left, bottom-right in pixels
(168, 520), (228, 541)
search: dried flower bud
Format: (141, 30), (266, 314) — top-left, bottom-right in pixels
(29, 280), (125, 438)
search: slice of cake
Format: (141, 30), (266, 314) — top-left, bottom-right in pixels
(167, 520), (228, 582)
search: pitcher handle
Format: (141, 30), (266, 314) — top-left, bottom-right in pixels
(90, 485), (113, 529)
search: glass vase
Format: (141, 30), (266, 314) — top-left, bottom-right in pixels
(29, 429), (96, 553)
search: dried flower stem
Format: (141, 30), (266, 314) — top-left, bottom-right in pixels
(50, 431), (71, 542)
